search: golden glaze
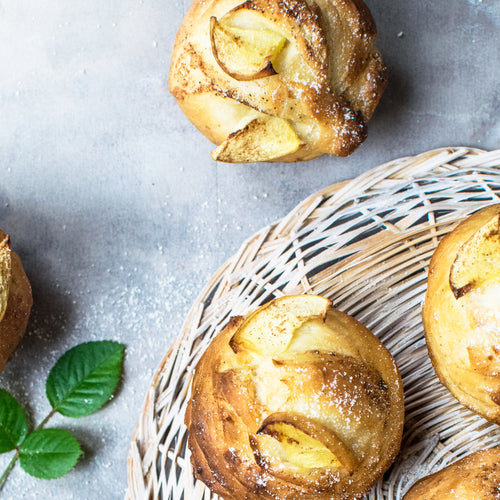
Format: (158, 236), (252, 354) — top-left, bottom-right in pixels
(0, 229), (33, 373)
(185, 297), (404, 499)
(403, 448), (500, 500)
(423, 204), (500, 423)
(169, 0), (387, 162)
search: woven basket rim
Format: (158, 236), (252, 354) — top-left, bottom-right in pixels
(127, 146), (500, 500)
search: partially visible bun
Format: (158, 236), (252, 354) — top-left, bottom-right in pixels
(423, 204), (500, 423)
(185, 295), (404, 499)
(403, 448), (500, 499)
(0, 230), (33, 373)
(169, 0), (387, 163)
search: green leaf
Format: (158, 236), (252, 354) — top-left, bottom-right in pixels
(46, 341), (125, 418)
(0, 389), (28, 453)
(19, 429), (82, 479)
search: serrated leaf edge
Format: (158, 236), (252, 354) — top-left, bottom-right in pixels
(0, 389), (29, 453)
(46, 341), (125, 417)
(19, 429), (83, 480)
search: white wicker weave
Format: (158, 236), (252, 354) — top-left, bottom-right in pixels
(127, 147), (500, 500)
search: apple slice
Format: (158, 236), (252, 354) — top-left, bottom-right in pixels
(210, 16), (286, 81)
(211, 116), (303, 163)
(0, 235), (12, 322)
(450, 213), (500, 298)
(229, 295), (331, 356)
(256, 412), (356, 472)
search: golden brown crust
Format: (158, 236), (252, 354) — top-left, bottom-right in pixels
(403, 448), (500, 500)
(185, 296), (404, 499)
(423, 204), (500, 423)
(169, 0), (387, 162)
(0, 229), (33, 373)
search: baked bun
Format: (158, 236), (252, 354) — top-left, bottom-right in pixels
(0, 230), (33, 373)
(423, 204), (500, 423)
(169, 0), (387, 163)
(185, 295), (404, 499)
(403, 448), (500, 499)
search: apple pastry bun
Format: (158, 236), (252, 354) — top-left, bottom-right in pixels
(423, 204), (500, 423)
(185, 295), (404, 499)
(169, 0), (387, 163)
(403, 448), (500, 499)
(0, 230), (33, 373)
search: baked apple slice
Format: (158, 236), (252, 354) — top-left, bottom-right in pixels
(257, 412), (357, 473)
(211, 116), (304, 163)
(449, 211), (500, 298)
(0, 235), (12, 322)
(230, 295), (331, 355)
(170, 0), (389, 162)
(210, 16), (286, 81)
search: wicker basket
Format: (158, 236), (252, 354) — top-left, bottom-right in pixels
(127, 147), (500, 500)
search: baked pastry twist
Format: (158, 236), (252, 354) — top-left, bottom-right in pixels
(403, 448), (500, 499)
(0, 230), (33, 373)
(185, 295), (404, 499)
(169, 0), (387, 162)
(423, 204), (500, 423)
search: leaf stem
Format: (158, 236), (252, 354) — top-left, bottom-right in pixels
(0, 450), (19, 491)
(36, 408), (56, 430)
(0, 407), (57, 490)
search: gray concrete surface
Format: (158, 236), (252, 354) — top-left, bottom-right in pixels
(0, 0), (498, 498)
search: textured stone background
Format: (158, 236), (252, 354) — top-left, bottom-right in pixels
(0, 0), (498, 498)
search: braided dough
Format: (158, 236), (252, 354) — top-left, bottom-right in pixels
(169, 0), (387, 162)
(185, 295), (404, 499)
(423, 204), (500, 423)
